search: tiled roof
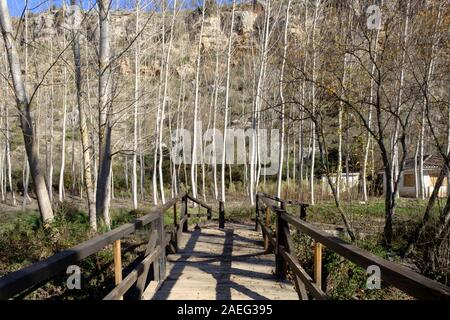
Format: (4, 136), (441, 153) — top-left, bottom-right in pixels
(404, 154), (444, 170)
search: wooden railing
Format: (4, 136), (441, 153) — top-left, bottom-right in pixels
(255, 193), (450, 300)
(0, 193), (215, 300)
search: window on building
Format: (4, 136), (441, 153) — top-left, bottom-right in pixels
(404, 173), (415, 187)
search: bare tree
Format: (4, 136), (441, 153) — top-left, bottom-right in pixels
(0, 0), (54, 222)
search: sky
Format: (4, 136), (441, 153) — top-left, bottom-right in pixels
(6, 0), (237, 17)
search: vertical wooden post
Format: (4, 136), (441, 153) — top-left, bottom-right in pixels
(314, 241), (323, 288)
(173, 202), (177, 226)
(207, 208), (212, 220)
(113, 239), (122, 299)
(173, 202), (178, 252)
(264, 206), (271, 252)
(219, 201), (225, 229)
(255, 194), (260, 231)
(158, 215), (166, 282)
(275, 203), (288, 279)
(300, 204), (307, 220)
(297, 204), (307, 235)
(182, 195), (188, 232)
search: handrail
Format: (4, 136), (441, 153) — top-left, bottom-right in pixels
(258, 192), (308, 207)
(256, 193), (450, 300)
(185, 194), (213, 220)
(0, 193), (188, 300)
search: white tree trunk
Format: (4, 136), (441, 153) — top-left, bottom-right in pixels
(276, 0), (291, 198)
(191, 0), (206, 200)
(221, 0), (236, 202)
(71, 0), (97, 229)
(0, 0), (54, 221)
(96, 0), (113, 229)
(309, 0), (321, 205)
(59, 32), (68, 203)
(132, 1), (140, 209)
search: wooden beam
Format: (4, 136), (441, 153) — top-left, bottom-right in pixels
(113, 240), (122, 300)
(219, 201), (225, 229)
(314, 242), (323, 288)
(280, 211), (450, 300)
(280, 247), (328, 300)
(104, 246), (162, 300)
(264, 206), (271, 252)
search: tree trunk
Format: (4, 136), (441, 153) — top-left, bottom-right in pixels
(191, 0), (206, 200)
(0, 0), (54, 222)
(96, 0), (113, 229)
(131, 0), (140, 209)
(221, 0), (236, 202)
(276, 0), (291, 199)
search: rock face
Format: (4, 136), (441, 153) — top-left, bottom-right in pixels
(26, 5), (265, 46)
(22, 4), (301, 77)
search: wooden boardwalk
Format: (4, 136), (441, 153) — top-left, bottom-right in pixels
(2, 193), (449, 300)
(144, 222), (299, 300)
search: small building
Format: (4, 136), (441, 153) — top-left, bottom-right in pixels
(321, 172), (360, 195)
(380, 155), (447, 198)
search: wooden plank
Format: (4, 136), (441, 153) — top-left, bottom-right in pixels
(280, 211), (450, 300)
(113, 240), (123, 300)
(279, 221), (308, 300)
(219, 201), (225, 229)
(279, 248), (328, 300)
(104, 246), (162, 300)
(113, 240), (122, 285)
(314, 242), (323, 288)
(186, 194), (212, 211)
(258, 192), (309, 207)
(264, 206), (271, 252)
(134, 228), (158, 298)
(258, 220), (276, 249)
(149, 222), (298, 301)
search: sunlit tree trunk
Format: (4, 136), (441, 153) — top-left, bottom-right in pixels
(221, 0), (236, 202)
(191, 0), (206, 200)
(71, 0), (96, 229)
(59, 30), (68, 203)
(132, 1), (140, 209)
(0, 0), (54, 222)
(96, 0), (113, 229)
(276, 0), (291, 198)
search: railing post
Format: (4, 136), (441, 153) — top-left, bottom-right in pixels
(300, 204), (307, 220)
(276, 203), (288, 279)
(113, 239), (123, 299)
(182, 195), (188, 232)
(297, 204), (307, 235)
(173, 202), (178, 252)
(255, 194), (260, 231)
(264, 206), (271, 252)
(314, 241), (323, 288)
(219, 201), (225, 229)
(157, 215), (166, 283)
(173, 202), (177, 226)
(207, 208), (212, 221)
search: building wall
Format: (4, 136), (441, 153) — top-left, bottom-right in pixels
(321, 173), (360, 195)
(382, 170), (448, 198)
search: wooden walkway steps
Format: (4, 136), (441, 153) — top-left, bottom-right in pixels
(144, 222), (298, 300)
